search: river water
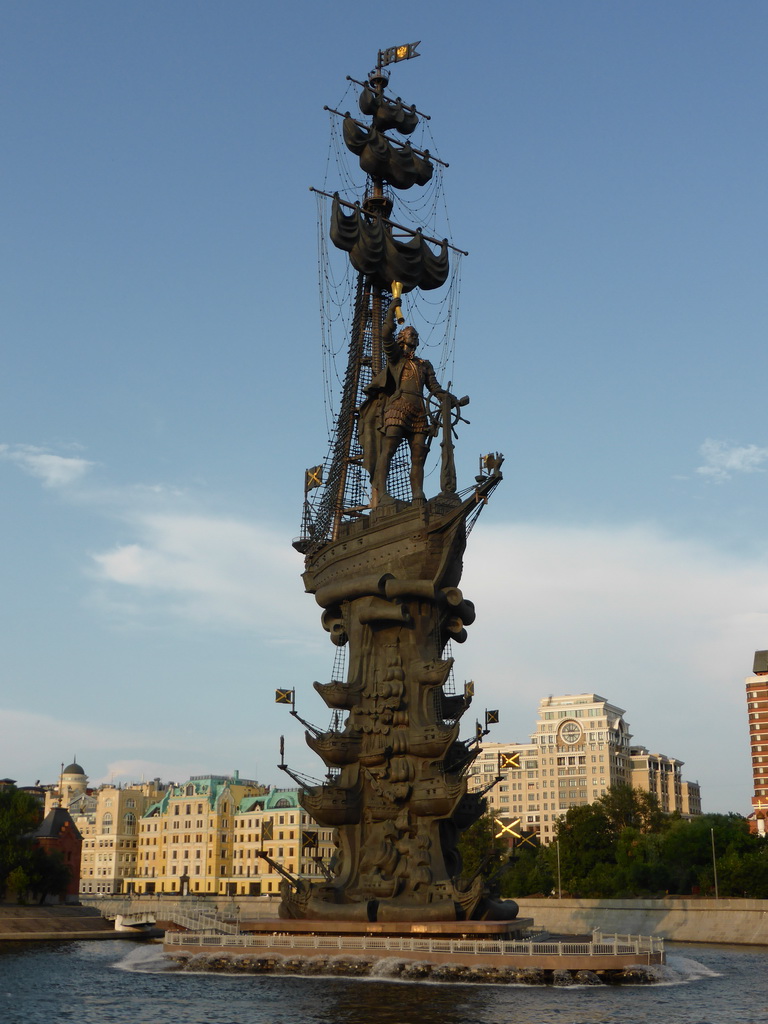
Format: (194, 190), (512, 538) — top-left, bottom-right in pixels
(0, 939), (765, 1024)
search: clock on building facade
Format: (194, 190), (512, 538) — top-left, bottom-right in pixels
(559, 720), (582, 745)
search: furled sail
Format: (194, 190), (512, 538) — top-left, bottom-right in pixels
(358, 85), (418, 135)
(343, 118), (433, 190)
(330, 196), (449, 292)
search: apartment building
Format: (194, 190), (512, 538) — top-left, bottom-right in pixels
(43, 761), (166, 894)
(469, 693), (700, 844)
(228, 787), (335, 896)
(629, 746), (701, 816)
(124, 777), (334, 896)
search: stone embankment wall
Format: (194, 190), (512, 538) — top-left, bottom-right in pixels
(516, 897), (768, 946)
(0, 904), (116, 941)
(15, 896), (768, 946)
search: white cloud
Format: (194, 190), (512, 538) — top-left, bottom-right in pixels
(90, 512), (314, 638)
(0, 710), (258, 790)
(0, 443), (94, 487)
(696, 439), (768, 481)
(63, 500), (768, 812)
(460, 521), (762, 811)
(2, 438), (760, 812)
(3, 519), (762, 811)
(97, 760), (207, 788)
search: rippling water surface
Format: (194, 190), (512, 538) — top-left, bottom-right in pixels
(1, 939), (765, 1024)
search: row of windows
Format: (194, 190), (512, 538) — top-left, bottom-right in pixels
(542, 708), (605, 720)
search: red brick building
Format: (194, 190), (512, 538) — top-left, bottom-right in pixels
(30, 808), (83, 901)
(746, 651), (768, 836)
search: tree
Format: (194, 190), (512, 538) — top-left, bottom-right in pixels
(657, 813), (756, 896)
(597, 785), (665, 834)
(28, 847), (72, 904)
(614, 827), (672, 896)
(6, 866), (31, 904)
(716, 846), (768, 898)
(0, 787), (43, 898)
(552, 787), (670, 896)
(456, 814), (508, 880)
(553, 801), (616, 894)
(500, 844), (555, 898)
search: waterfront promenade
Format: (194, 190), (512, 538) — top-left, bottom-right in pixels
(0, 903), (117, 941)
(516, 896), (768, 945)
(4, 895), (768, 946)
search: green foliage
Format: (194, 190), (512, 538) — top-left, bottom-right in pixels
(28, 847), (72, 902)
(455, 814), (508, 880)
(6, 866), (31, 904)
(540, 789), (767, 899)
(0, 786), (43, 898)
(499, 844), (555, 898)
(0, 789), (74, 903)
(597, 785), (666, 834)
(717, 845), (768, 898)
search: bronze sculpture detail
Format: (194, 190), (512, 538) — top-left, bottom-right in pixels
(360, 299), (459, 503)
(286, 51), (511, 924)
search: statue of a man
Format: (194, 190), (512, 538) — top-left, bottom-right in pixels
(360, 300), (457, 502)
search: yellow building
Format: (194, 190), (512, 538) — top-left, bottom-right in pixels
(128, 772), (266, 895)
(43, 761), (166, 894)
(126, 776), (333, 897)
(226, 788), (335, 897)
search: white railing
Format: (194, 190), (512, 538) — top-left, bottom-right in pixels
(86, 897), (240, 935)
(164, 930), (664, 959)
(167, 912), (240, 935)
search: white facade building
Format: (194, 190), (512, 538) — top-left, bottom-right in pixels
(468, 693), (698, 844)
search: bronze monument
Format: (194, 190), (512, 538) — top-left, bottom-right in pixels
(282, 46), (512, 924)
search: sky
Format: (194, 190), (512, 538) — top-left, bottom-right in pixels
(3, 1), (766, 814)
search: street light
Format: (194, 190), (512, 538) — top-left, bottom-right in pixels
(710, 827), (719, 899)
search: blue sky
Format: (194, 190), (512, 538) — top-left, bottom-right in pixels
(3, 2), (766, 813)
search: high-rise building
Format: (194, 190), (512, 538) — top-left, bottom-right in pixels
(746, 651), (768, 836)
(468, 693), (701, 844)
(629, 747), (701, 816)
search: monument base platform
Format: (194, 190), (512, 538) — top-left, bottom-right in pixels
(163, 917), (665, 981)
(240, 916), (534, 939)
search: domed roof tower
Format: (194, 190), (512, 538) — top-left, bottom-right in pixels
(59, 759), (87, 808)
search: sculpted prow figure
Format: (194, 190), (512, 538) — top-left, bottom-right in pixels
(360, 299), (461, 502)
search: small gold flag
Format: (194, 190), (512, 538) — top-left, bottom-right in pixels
(379, 41), (421, 66)
(301, 830), (318, 850)
(305, 465), (323, 492)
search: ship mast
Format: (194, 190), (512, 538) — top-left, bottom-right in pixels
(300, 43), (458, 550)
(327, 61), (394, 538)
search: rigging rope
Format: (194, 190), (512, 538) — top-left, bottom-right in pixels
(302, 85), (467, 543)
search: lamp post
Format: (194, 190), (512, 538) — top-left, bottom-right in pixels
(556, 840), (562, 899)
(710, 827), (719, 899)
